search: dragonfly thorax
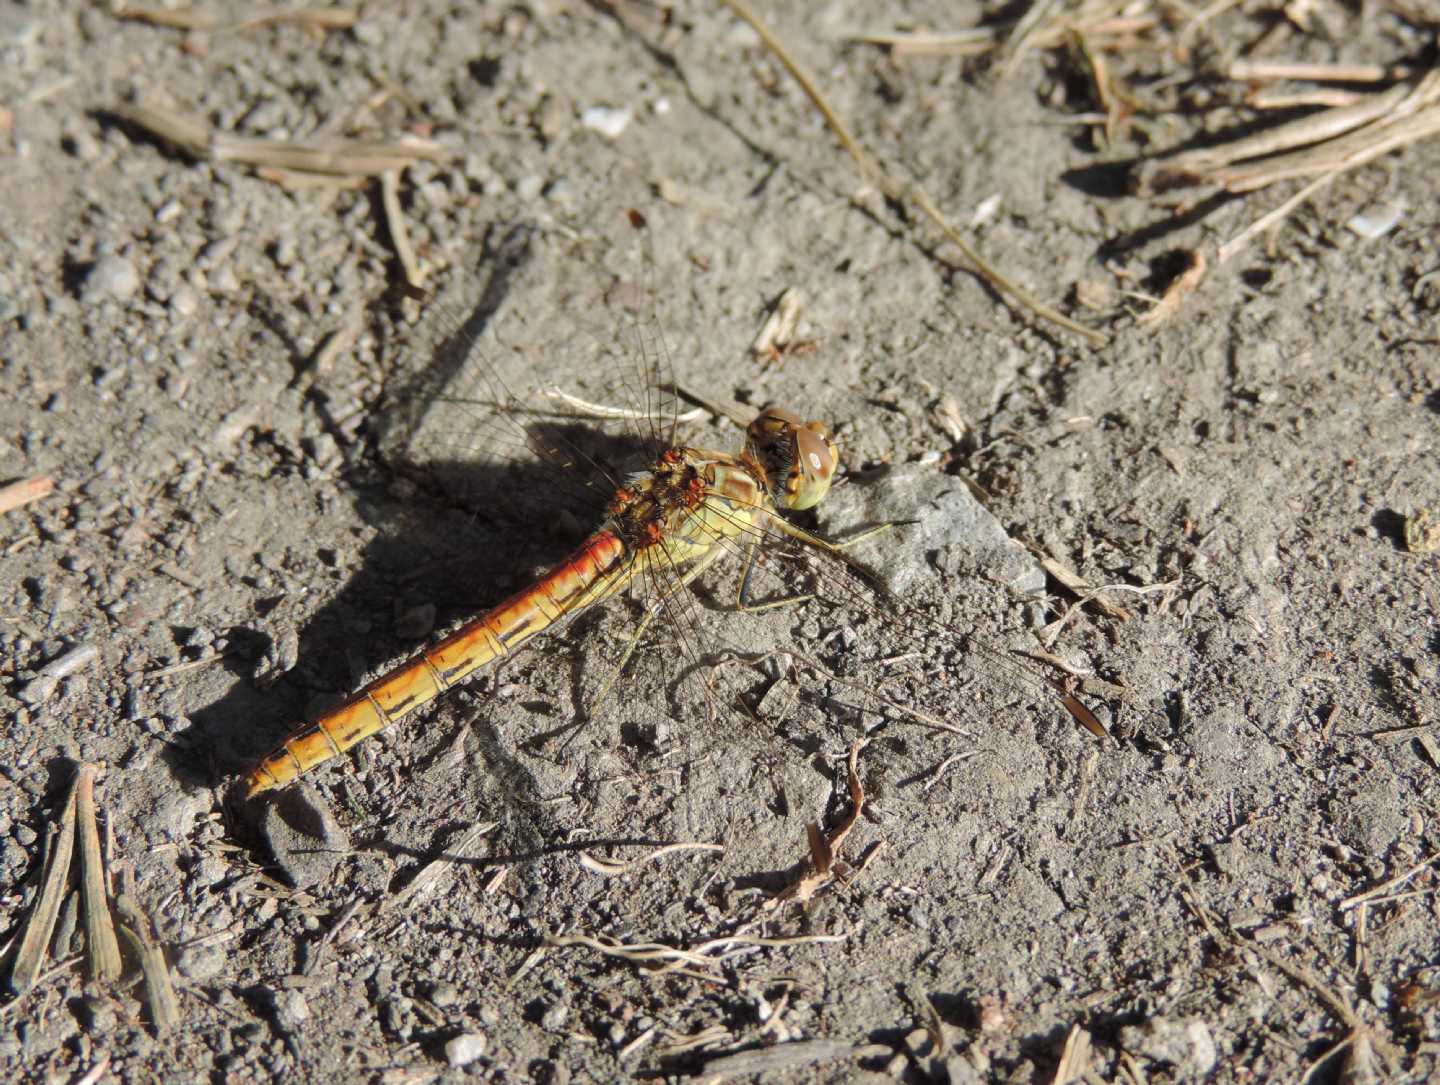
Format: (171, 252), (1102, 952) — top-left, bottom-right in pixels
(607, 451), (716, 548)
(743, 407), (839, 511)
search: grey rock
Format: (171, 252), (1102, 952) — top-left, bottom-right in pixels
(82, 255), (140, 304)
(445, 1032), (487, 1067)
(256, 784), (351, 889)
(1119, 1016), (1217, 1076)
(431, 981), (461, 1008)
(822, 462), (1044, 598)
(175, 941), (228, 982)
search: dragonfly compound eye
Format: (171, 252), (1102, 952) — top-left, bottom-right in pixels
(786, 421), (838, 510)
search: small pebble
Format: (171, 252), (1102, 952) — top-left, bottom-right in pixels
(209, 264), (240, 295)
(514, 174), (545, 201)
(82, 255), (140, 304)
(580, 105), (633, 139)
(431, 982), (461, 1008)
(169, 286), (199, 317)
(445, 1032), (486, 1067)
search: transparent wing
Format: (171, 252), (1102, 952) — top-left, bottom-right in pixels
(322, 208), (1106, 790)
(371, 216), (686, 527)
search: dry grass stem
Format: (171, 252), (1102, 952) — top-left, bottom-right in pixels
(377, 821), (497, 917)
(701, 1039), (854, 1076)
(255, 167), (371, 190)
(1216, 168), (1341, 265)
(1029, 545), (1134, 621)
(0, 475), (54, 514)
(769, 739), (869, 907)
(114, 5), (358, 35)
(720, 0), (1108, 348)
(1339, 854), (1438, 911)
(1230, 60), (1412, 84)
(113, 103), (446, 179)
(545, 929), (847, 977)
(1052, 1024), (1094, 1084)
(545, 387), (706, 424)
(1145, 78), (1422, 188)
(114, 889), (181, 1034)
(672, 382), (754, 428)
(1235, 931), (1401, 1078)
(8, 775), (79, 996)
(921, 749), (983, 793)
(851, 12), (1154, 59)
(381, 168), (423, 290)
(1141, 65), (1440, 267)
(1249, 87), (1370, 111)
(577, 842), (725, 877)
(76, 765), (122, 982)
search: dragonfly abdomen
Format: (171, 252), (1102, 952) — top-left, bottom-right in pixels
(244, 530), (634, 797)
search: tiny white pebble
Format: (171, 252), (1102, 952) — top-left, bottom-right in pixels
(445, 1033), (486, 1067)
(82, 255), (140, 304)
(169, 286), (199, 317)
(1346, 201), (1405, 240)
(580, 105), (633, 139)
(971, 193), (1003, 227)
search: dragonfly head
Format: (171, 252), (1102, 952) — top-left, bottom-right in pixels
(745, 406), (839, 511)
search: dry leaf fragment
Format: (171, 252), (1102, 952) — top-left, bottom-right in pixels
(769, 739), (868, 907)
(1137, 249), (1207, 326)
(1404, 508), (1439, 554)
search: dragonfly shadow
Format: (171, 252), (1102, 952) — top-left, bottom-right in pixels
(168, 226), (661, 827)
(171, 419), (657, 801)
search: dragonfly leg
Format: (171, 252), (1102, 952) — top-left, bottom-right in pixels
(772, 517), (901, 555)
(736, 535), (816, 612)
(736, 517), (904, 612)
(588, 545), (727, 715)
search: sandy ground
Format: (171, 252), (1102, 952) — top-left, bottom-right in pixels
(2, 2), (1438, 1082)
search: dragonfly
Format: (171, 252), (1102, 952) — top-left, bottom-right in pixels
(243, 213), (1106, 799)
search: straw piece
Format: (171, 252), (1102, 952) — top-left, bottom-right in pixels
(76, 766), (122, 982)
(0, 475), (54, 515)
(114, 892), (181, 1034)
(8, 777), (80, 996)
(112, 103), (447, 178)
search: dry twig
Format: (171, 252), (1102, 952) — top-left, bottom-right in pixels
(577, 842), (724, 877)
(1138, 66), (1440, 267)
(114, 884), (181, 1034)
(0, 475), (54, 515)
(113, 5), (358, 35)
(720, 0), (1107, 348)
(113, 103), (447, 179)
(76, 766), (122, 982)
(768, 739), (870, 907)
(8, 776), (79, 996)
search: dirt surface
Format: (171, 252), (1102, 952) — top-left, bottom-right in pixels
(2, 2), (1438, 1083)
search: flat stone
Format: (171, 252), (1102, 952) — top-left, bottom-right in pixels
(81, 254), (140, 304)
(822, 462), (1045, 598)
(256, 784), (350, 889)
(445, 1032), (486, 1067)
